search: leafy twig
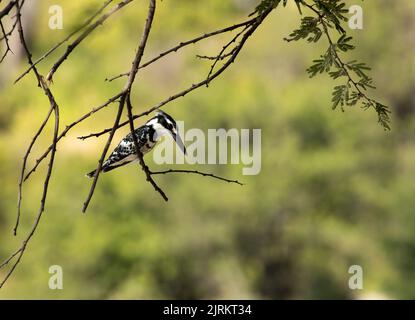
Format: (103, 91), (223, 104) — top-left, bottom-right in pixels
(286, 0), (391, 129)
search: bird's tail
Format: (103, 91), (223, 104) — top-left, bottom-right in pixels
(85, 169), (98, 178)
(85, 163), (115, 178)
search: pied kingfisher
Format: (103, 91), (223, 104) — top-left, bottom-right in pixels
(86, 110), (186, 178)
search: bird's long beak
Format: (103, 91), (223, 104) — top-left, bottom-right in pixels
(171, 130), (186, 155)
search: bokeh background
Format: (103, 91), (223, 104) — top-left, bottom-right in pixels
(0, 0), (414, 299)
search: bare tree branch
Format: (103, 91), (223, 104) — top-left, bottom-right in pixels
(0, 0), (60, 289)
(23, 92), (123, 182)
(0, 0), (19, 63)
(0, 0), (16, 19)
(14, 0), (114, 84)
(0, 20), (12, 62)
(83, 0), (160, 212)
(15, 105), (53, 235)
(0, 0), (278, 289)
(46, 0), (134, 83)
(105, 16), (257, 82)
(150, 169), (243, 186)
(205, 23), (251, 87)
(25, 11), (259, 179)
(82, 95), (126, 213)
(79, 8), (273, 140)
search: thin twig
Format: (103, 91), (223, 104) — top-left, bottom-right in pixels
(46, 0), (134, 83)
(127, 94), (168, 201)
(0, 0), (25, 43)
(82, 94), (126, 213)
(105, 16), (257, 82)
(123, 0), (167, 201)
(15, 105), (53, 235)
(83, 0), (160, 211)
(0, 0), (60, 289)
(23, 92), (123, 182)
(0, 0), (16, 19)
(205, 24), (251, 87)
(0, 19), (13, 62)
(80, 9), (273, 140)
(0, 248), (22, 269)
(150, 169), (243, 186)
(14, 0), (114, 84)
(0, 16), (18, 41)
(1, 0), (277, 289)
(196, 49), (236, 61)
(25, 14), (262, 174)
(0, 100), (58, 289)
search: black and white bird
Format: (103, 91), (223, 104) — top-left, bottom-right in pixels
(86, 110), (186, 178)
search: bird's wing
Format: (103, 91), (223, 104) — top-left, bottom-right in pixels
(102, 127), (148, 170)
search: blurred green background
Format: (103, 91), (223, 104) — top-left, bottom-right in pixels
(0, 0), (414, 299)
